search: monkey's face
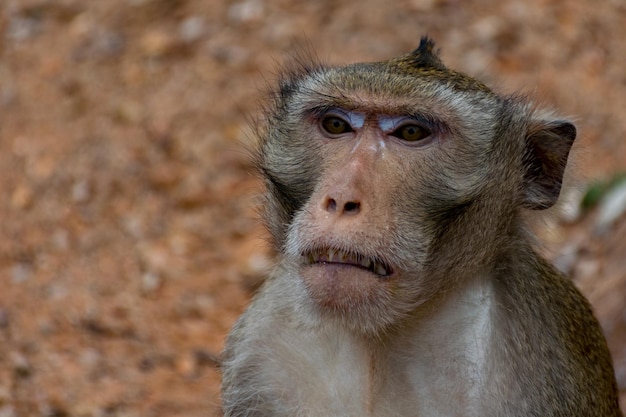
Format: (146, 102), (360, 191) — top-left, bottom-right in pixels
(283, 107), (439, 333)
(259, 64), (508, 334)
(260, 53), (574, 335)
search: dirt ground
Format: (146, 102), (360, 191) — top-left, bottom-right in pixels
(0, 0), (625, 416)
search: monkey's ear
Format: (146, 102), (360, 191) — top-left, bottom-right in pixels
(521, 120), (576, 210)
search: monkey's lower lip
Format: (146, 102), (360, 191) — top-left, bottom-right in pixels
(301, 248), (392, 277)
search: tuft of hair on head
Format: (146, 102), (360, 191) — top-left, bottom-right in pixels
(406, 36), (446, 71)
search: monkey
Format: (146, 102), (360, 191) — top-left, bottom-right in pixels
(220, 37), (623, 417)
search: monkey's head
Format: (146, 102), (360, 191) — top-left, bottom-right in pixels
(257, 37), (576, 335)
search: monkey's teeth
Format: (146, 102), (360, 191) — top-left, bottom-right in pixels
(302, 248), (391, 276)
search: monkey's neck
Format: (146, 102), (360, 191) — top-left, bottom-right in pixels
(370, 275), (494, 412)
(399, 271), (493, 351)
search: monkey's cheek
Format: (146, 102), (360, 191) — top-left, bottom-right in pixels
(299, 263), (393, 313)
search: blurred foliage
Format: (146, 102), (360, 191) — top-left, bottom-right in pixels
(581, 172), (626, 211)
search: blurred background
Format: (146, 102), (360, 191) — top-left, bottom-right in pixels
(0, 0), (624, 416)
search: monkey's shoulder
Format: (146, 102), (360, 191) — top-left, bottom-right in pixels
(489, 257), (621, 415)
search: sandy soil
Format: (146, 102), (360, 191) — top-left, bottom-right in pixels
(0, 0), (624, 415)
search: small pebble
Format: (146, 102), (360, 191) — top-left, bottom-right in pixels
(179, 16), (205, 43)
(228, 0), (265, 24)
(141, 272), (162, 294)
(11, 263), (33, 283)
(10, 352), (32, 378)
(72, 180), (91, 203)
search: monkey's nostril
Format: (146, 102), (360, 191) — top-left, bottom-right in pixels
(326, 198), (337, 212)
(324, 198), (360, 215)
(344, 201), (360, 213)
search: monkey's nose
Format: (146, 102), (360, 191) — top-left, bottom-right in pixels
(324, 197), (361, 216)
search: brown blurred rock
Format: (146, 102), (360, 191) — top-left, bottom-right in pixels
(9, 352), (31, 378)
(10, 184), (33, 210)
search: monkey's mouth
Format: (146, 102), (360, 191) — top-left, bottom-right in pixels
(301, 248), (392, 277)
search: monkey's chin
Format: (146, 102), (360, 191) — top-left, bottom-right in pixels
(299, 263), (397, 326)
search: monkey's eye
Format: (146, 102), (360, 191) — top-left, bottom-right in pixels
(391, 124), (431, 142)
(321, 116), (353, 135)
